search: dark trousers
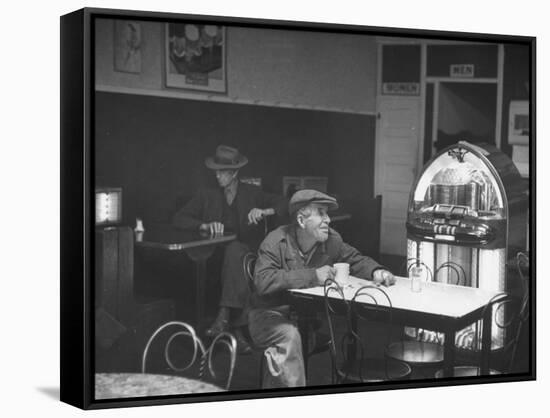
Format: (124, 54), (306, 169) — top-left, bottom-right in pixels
(219, 241), (252, 325)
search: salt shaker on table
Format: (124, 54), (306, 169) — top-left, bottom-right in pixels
(410, 265), (423, 292)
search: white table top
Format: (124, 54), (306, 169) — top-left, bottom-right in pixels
(290, 276), (503, 319)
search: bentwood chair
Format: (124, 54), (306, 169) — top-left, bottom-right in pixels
(516, 252), (530, 308)
(142, 321), (237, 390)
(323, 279), (411, 383)
(434, 252), (530, 377)
(243, 252), (331, 385)
(434, 291), (527, 378)
(435, 261), (466, 286)
(385, 259), (444, 373)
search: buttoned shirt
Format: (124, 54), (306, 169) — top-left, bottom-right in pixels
(251, 224), (383, 311)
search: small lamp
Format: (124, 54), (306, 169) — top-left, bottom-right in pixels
(95, 187), (122, 226)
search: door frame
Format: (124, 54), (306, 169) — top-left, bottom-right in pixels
(375, 40), (505, 193)
(374, 40), (505, 254)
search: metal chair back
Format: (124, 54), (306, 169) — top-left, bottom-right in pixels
(323, 278), (356, 383)
(142, 321), (237, 390)
(515, 252), (530, 322)
(242, 252), (257, 288)
(400, 257), (434, 282)
(435, 261), (466, 286)
(323, 279), (411, 382)
(471, 292), (522, 374)
(351, 284), (395, 380)
(487, 269), (528, 374)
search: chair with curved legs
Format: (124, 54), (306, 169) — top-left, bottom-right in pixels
(433, 252), (530, 377)
(324, 279), (411, 383)
(434, 291), (527, 378)
(385, 259), (444, 374)
(142, 321), (237, 390)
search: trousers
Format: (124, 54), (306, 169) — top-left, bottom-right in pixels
(219, 241), (252, 325)
(248, 308), (305, 388)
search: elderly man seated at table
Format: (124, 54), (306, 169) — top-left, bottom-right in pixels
(248, 189), (395, 388)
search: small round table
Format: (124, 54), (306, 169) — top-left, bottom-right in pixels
(95, 373), (223, 399)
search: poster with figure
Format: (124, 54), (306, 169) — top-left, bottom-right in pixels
(114, 20), (142, 73)
(165, 23), (226, 92)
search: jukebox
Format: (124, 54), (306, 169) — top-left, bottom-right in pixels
(406, 141), (528, 350)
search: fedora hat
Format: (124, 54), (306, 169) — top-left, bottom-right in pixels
(205, 145), (248, 170)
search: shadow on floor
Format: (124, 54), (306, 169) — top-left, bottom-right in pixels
(36, 386), (60, 400)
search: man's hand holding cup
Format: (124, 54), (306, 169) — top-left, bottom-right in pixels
(316, 265), (336, 285)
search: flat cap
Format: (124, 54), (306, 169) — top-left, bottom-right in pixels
(289, 189), (339, 215)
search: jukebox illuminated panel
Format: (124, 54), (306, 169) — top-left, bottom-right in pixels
(406, 141), (527, 350)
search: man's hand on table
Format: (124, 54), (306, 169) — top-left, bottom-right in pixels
(200, 221), (224, 235)
(316, 265), (336, 284)
(373, 269), (396, 287)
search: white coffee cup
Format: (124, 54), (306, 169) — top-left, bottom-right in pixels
(334, 262), (350, 285)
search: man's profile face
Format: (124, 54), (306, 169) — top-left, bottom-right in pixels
(302, 203), (331, 242)
(215, 169), (237, 188)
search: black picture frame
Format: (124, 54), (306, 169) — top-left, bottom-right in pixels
(60, 7), (536, 410)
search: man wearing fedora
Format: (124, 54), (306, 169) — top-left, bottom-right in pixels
(173, 145), (287, 353)
(248, 189), (395, 387)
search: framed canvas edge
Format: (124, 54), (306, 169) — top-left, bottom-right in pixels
(60, 8), (92, 409)
(60, 6), (537, 411)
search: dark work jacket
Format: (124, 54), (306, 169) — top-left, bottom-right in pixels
(172, 182), (287, 250)
(251, 224), (383, 310)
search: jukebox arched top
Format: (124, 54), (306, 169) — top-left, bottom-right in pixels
(406, 141), (526, 248)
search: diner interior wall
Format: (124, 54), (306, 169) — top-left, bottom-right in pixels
(438, 84), (495, 137)
(95, 18), (378, 113)
(95, 91), (378, 254)
(501, 43), (530, 156)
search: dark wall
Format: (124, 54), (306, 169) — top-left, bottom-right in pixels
(501, 43), (531, 156)
(95, 92), (378, 253)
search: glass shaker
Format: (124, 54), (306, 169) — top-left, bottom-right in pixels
(410, 264), (424, 292)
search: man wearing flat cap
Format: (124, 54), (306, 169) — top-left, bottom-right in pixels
(248, 189), (395, 387)
(173, 145), (287, 353)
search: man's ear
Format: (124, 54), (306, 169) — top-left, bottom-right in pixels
(297, 214), (306, 229)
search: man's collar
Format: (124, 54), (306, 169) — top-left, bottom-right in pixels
(288, 225), (327, 255)
(224, 178), (239, 194)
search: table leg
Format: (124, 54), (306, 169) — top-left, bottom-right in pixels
(442, 330), (456, 377)
(185, 246), (216, 331)
(348, 313), (358, 362)
(195, 258), (207, 329)
(480, 308), (493, 375)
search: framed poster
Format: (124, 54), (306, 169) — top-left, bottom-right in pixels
(61, 7), (536, 410)
(165, 22), (226, 92)
(114, 20), (142, 73)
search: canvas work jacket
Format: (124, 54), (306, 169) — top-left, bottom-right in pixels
(251, 224), (384, 310)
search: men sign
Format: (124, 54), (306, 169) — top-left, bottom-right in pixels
(450, 64), (475, 78)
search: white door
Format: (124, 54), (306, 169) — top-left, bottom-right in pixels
(375, 96), (421, 255)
